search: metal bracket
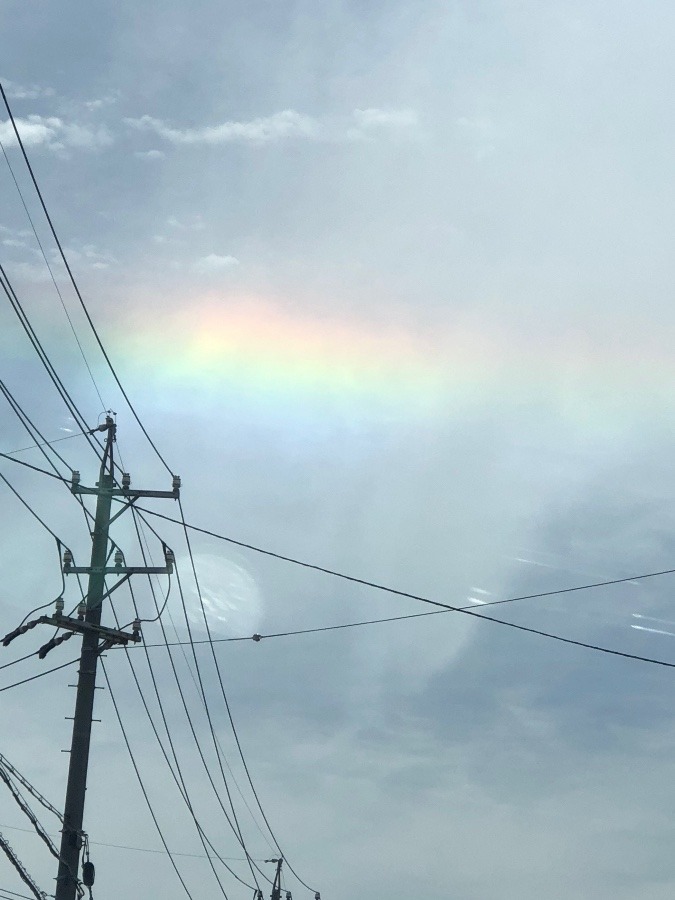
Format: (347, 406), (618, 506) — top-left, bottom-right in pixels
(63, 564), (172, 575)
(40, 614), (141, 646)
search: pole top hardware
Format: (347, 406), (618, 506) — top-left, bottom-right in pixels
(40, 614), (142, 647)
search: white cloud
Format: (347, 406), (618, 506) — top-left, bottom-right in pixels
(134, 149), (165, 160)
(126, 107), (419, 147)
(126, 110), (321, 145)
(192, 253), (240, 274)
(0, 115), (112, 152)
(0, 78), (55, 100)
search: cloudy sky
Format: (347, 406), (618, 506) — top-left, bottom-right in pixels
(2, 1), (675, 898)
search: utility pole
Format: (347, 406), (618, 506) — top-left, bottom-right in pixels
(48, 417), (179, 900)
(266, 858), (284, 900)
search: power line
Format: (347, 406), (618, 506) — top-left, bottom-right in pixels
(176, 499), (316, 894)
(0, 825), (260, 862)
(0, 380), (77, 479)
(99, 660), (195, 900)
(0, 135), (105, 410)
(0, 652), (40, 673)
(0, 833), (45, 900)
(0, 269), (105, 463)
(0, 756), (62, 824)
(0, 452), (66, 481)
(0, 658), (79, 692)
(0, 81), (173, 477)
(131, 511), (277, 860)
(2, 432), (85, 456)
(167, 560), (266, 888)
(130, 508), (269, 887)
(0, 766), (59, 861)
(0, 471), (64, 542)
(135, 506), (675, 669)
(137, 506), (675, 603)
(0, 887), (36, 900)
(106, 587), (254, 894)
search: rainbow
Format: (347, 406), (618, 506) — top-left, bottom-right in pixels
(111, 292), (673, 433)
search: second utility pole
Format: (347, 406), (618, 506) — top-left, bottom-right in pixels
(54, 417), (179, 900)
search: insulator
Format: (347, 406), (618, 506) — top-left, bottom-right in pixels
(315, 894), (320, 899)
(121, 472), (131, 489)
(114, 549), (124, 567)
(165, 548), (175, 565)
(82, 860), (95, 887)
(286, 893), (292, 900)
(71, 470), (80, 485)
(77, 601), (87, 619)
(132, 618), (141, 635)
(55, 598), (64, 615)
(172, 474), (181, 491)
(63, 549), (73, 569)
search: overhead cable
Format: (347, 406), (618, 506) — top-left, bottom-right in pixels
(99, 660), (195, 900)
(131, 510), (276, 860)
(107, 588), (254, 895)
(0, 81), (173, 477)
(0, 658), (79, 692)
(0, 832), (46, 900)
(177, 499), (316, 894)
(135, 506), (675, 669)
(0, 135), (105, 409)
(0, 755), (62, 823)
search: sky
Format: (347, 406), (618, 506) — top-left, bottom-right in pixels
(2, 1), (675, 898)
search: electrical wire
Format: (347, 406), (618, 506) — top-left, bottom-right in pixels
(0, 380), (76, 479)
(132, 511), (277, 858)
(0, 471), (83, 632)
(0, 471), (63, 542)
(0, 267), (100, 454)
(0, 756), (62, 823)
(0, 453), (66, 481)
(4, 432), (86, 456)
(0, 81), (173, 477)
(176, 499), (314, 893)
(137, 506), (675, 669)
(0, 888), (36, 900)
(0, 135), (105, 410)
(0, 652), (40, 673)
(136, 507), (675, 606)
(0, 766), (59, 860)
(0, 834), (45, 900)
(0, 657), (78, 692)
(111, 507), (264, 888)
(127, 511), (267, 887)
(136, 574), (172, 625)
(107, 587), (254, 894)
(0, 825), (259, 861)
(99, 660), (195, 900)
(169, 560), (269, 888)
